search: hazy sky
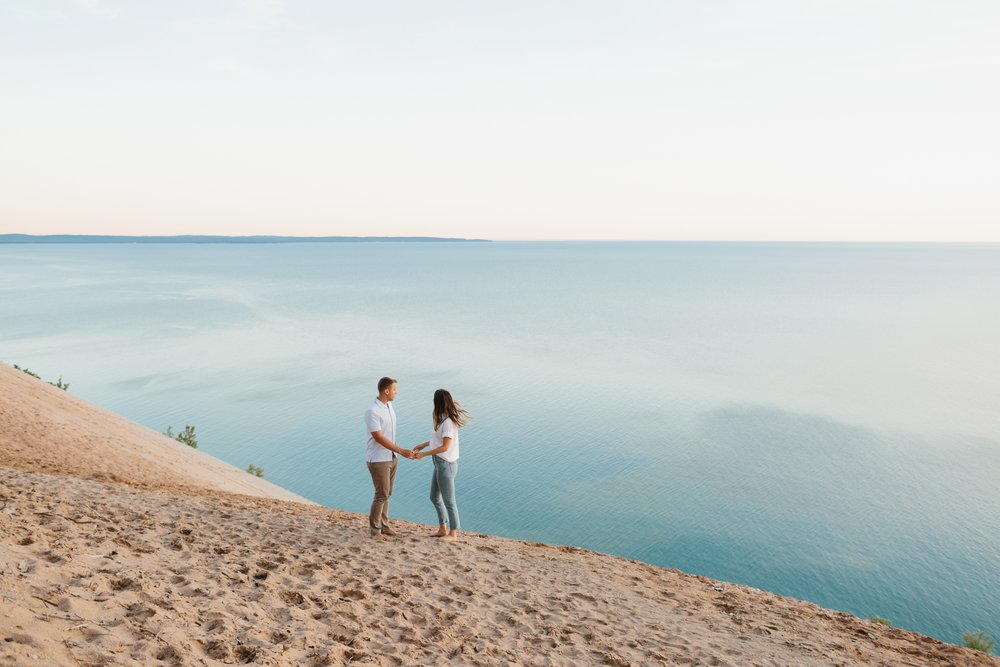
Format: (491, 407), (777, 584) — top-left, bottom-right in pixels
(2, 1), (998, 240)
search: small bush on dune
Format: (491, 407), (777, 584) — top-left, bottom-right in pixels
(12, 364), (40, 379)
(247, 464), (264, 478)
(963, 631), (995, 654)
(867, 616), (893, 627)
(163, 425), (198, 448)
(176, 425), (197, 448)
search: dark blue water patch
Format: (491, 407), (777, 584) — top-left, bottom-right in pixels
(630, 529), (996, 646)
(547, 405), (1000, 645)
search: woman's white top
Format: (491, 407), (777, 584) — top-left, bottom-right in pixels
(431, 417), (459, 462)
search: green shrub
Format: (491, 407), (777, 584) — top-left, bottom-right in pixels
(163, 425), (198, 448)
(12, 364), (40, 379)
(867, 616), (893, 627)
(11, 363), (69, 390)
(176, 425), (197, 448)
(963, 631), (995, 654)
(247, 464), (264, 478)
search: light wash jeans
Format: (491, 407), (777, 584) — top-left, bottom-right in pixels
(430, 456), (460, 531)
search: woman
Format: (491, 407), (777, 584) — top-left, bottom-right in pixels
(413, 389), (469, 541)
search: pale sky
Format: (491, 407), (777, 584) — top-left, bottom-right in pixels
(2, 1), (998, 241)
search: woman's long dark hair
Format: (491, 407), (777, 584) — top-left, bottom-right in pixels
(433, 389), (470, 429)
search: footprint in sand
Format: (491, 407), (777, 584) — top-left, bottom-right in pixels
(178, 584), (208, 597)
(125, 603), (156, 621)
(202, 639), (230, 661)
(328, 623), (358, 644)
(154, 645), (183, 666)
(289, 565), (316, 579)
(203, 617), (226, 634)
(279, 589), (307, 606)
(340, 588), (367, 601)
(234, 645), (262, 663)
(110, 576), (141, 592)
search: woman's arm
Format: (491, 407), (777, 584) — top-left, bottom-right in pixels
(416, 437), (451, 459)
(412, 440), (431, 452)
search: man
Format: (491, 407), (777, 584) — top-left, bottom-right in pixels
(364, 376), (412, 539)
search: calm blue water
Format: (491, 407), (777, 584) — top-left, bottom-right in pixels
(2, 242), (998, 645)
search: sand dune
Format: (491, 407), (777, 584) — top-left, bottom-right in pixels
(0, 364), (310, 503)
(1, 364), (996, 666)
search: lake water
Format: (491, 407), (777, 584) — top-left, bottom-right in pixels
(1, 241), (998, 645)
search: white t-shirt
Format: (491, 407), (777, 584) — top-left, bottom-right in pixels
(431, 417), (459, 463)
(364, 398), (396, 463)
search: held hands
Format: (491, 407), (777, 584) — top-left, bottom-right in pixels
(401, 444), (429, 460)
(398, 448), (425, 460)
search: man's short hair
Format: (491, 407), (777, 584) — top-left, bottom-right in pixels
(377, 377), (397, 393)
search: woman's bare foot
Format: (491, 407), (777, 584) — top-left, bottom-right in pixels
(442, 530), (459, 541)
(431, 525), (448, 537)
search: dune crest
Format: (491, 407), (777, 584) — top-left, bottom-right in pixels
(1, 365), (996, 666)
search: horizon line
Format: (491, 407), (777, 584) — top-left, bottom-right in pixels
(2, 233), (999, 245)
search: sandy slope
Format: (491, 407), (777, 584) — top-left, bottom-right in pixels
(1, 364), (996, 666)
(0, 364), (310, 503)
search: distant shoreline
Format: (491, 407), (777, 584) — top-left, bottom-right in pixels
(0, 234), (490, 244)
(3, 235), (996, 246)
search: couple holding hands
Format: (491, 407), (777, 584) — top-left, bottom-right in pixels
(364, 377), (469, 541)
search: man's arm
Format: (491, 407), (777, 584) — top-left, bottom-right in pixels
(371, 430), (412, 458)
